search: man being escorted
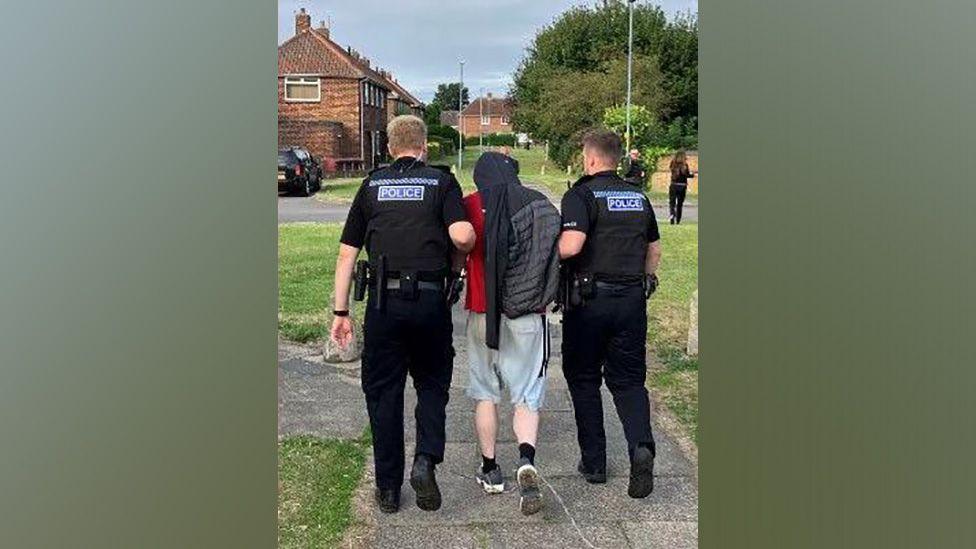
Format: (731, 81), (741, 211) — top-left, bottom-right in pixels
(462, 152), (561, 515)
(331, 115), (475, 513)
(558, 130), (662, 498)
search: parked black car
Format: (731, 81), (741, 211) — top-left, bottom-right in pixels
(277, 147), (322, 196)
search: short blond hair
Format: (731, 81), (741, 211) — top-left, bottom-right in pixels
(387, 115), (427, 156)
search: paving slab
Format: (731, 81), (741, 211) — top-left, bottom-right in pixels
(410, 438), (692, 482)
(406, 409), (583, 443)
(277, 399), (367, 439)
(487, 523), (631, 549)
(371, 475), (696, 527)
(372, 525), (489, 549)
(622, 520), (698, 548)
(543, 476), (698, 523)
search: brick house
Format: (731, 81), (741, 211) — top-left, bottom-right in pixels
(439, 110), (459, 130)
(377, 70), (424, 123)
(459, 94), (513, 137)
(278, 9), (420, 172)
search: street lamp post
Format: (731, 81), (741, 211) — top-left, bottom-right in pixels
(458, 59), (465, 171)
(626, 0), (636, 153)
(480, 87), (485, 152)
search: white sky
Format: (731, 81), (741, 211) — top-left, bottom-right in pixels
(278, 0), (697, 103)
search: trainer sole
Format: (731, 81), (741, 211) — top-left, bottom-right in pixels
(476, 476), (505, 494)
(517, 464), (543, 516)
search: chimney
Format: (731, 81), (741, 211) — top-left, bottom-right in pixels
(487, 92), (493, 100)
(295, 8), (311, 35)
(318, 20), (330, 39)
(363, 57), (371, 68)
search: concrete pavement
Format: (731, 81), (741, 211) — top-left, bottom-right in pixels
(277, 306), (699, 548)
(277, 193), (697, 225)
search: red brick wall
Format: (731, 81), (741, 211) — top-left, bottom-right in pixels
(278, 119), (342, 169)
(459, 114), (512, 137)
(278, 77), (362, 160)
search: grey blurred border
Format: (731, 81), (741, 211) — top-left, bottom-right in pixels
(0, 1), (277, 546)
(701, 0), (976, 547)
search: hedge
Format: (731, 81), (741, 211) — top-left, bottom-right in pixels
(463, 133), (517, 147)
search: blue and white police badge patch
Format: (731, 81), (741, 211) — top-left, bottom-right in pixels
(378, 185), (425, 201)
(606, 196), (645, 211)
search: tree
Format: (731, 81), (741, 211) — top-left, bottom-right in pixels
(510, 0), (697, 165)
(431, 83), (469, 112)
(517, 55), (664, 166)
(423, 103), (442, 127)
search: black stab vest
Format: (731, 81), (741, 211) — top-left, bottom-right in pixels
(362, 161), (451, 273)
(572, 174), (650, 278)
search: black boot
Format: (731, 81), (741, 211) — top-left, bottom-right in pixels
(576, 460), (607, 484)
(628, 446), (655, 498)
(374, 487), (400, 514)
(409, 454), (442, 511)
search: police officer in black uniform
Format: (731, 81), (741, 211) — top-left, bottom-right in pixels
(331, 115), (475, 514)
(558, 130), (662, 499)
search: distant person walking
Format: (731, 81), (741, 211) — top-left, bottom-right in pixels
(624, 149), (646, 187)
(668, 151), (696, 224)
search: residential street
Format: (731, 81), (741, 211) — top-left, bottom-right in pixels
(277, 194), (698, 225)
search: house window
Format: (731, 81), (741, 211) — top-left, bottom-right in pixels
(284, 76), (321, 102)
(481, 115), (491, 126)
(502, 116), (510, 125)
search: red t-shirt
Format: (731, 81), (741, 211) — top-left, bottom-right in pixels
(463, 192), (487, 313)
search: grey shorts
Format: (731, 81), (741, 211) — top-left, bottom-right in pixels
(465, 312), (549, 411)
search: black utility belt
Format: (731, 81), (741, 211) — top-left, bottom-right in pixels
(368, 268), (447, 282)
(379, 279), (444, 291)
(594, 280), (643, 290)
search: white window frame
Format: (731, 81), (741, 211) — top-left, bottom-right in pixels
(501, 116), (510, 125)
(481, 115), (491, 126)
(283, 76), (321, 103)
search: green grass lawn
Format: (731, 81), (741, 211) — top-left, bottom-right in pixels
(646, 223), (699, 441)
(316, 177), (362, 203)
(278, 435), (368, 549)
(278, 223), (350, 342)
(313, 148), (698, 208)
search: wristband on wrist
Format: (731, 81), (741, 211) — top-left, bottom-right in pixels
(333, 310), (349, 317)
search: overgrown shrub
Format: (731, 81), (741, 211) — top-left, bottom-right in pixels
(463, 133), (517, 147)
(604, 105), (656, 150)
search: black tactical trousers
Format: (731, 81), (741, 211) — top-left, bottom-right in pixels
(562, 284), (655, 472)
(362, 288), (454, 490)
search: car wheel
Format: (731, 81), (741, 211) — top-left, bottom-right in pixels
(302, 177), (312, 197)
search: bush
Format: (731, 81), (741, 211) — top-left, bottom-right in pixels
(427, 141), (443, 160)
(650, 116), (698, 150)
(428, 135), (456, 156)
(604, 105), (656, 150)
(641, 145), (675, 178)
(428, 124), (459, 143)
(463, 133), (517, 147)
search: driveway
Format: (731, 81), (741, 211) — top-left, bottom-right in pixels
(278, 194), (697, 224)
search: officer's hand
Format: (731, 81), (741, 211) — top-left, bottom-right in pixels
(331, 316), (354, 349)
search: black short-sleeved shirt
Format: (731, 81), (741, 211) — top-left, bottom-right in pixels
(340, 157), (467, 272)
(561, 174), (660, 243)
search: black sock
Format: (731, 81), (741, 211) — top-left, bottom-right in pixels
(518, 443), (536, 465)
(481, 455), (496, 474)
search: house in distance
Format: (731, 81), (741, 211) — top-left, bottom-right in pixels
(278, 8), (424, 173)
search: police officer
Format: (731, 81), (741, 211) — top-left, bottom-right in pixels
(558, 130), (662, 499)
(331, 115), (475, 514)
